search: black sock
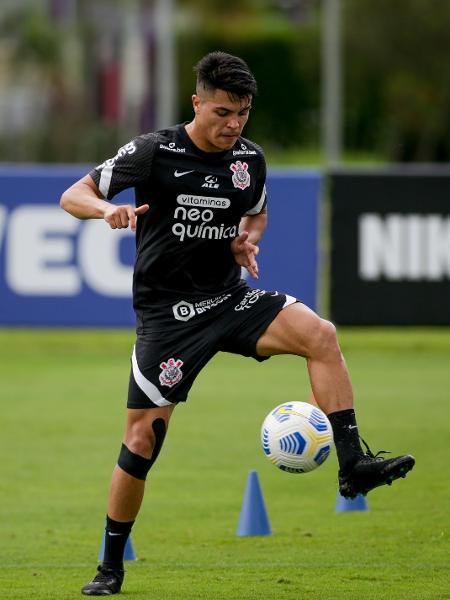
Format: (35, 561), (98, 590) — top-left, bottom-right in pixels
(102, 515), (134, 571)
(328, 409), (364, 474)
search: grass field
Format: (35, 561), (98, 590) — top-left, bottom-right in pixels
(0, 328), (449, 599)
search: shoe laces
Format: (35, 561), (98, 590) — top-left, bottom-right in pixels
(360, 436), (391, 461)
(92, 566), (123, 582)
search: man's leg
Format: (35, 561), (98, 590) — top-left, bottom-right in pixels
(256, 302), (414, 496)
(82, 405), (175, 596)
(109, 405), (175, 520)
(257, 303), (353, 410)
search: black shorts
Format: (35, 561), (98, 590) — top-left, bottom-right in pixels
(127, 285), (298, 408)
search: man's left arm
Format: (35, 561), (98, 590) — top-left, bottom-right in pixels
(231, 207), (267, 279)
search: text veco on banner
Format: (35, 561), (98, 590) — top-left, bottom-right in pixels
(0, 166), (321, 326)
(330, 169), (450, 325)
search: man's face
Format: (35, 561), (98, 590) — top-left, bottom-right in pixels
(191, 88), (252, 152)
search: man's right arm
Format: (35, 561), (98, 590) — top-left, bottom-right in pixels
(60, 174), (111, 219)
(60, 174), (149, 231)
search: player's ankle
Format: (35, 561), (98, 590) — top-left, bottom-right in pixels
(101, 561), (124, 572)
(328, 409), (364, 472)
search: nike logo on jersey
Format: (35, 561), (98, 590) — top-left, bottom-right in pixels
(174, 170), (194, 178)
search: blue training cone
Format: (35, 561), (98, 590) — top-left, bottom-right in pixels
(236, 470), (272, 536)
(98, 534), (137, 561)
(335, 492), (369, 512)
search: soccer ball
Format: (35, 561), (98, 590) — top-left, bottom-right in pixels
(261, 401), (334, 473)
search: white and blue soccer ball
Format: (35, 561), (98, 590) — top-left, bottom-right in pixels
(261, 401), (334, 473)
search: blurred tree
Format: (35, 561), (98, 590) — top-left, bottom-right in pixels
(177, 3), (321, 151)
(0, 4), (122, 162)
(1, 7), (75, 161)
(4, 9), (62, 69)
(0, 0), (447, 163)
(178, 0), (264, 16)
(345, 0), (450, 161)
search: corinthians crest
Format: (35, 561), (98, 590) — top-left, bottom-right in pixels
(159, 358), (184, 387)
(230, 160), (251, 190)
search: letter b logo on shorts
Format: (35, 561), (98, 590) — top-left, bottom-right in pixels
(173, 300), (195, 322)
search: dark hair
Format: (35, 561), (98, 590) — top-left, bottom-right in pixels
(194, 51), (257, 99)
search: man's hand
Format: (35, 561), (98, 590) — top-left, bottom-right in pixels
(231, 230), (260, 279)
(104, 204), (150, 232)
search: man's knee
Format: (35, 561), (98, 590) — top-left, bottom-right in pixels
(125, 417), (158, 457)
(310, 318), (340, 360)
(118, 418), (167, 480)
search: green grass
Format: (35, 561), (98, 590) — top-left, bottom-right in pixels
(0, 328), (449, 599)
(265, 146), (387, 167)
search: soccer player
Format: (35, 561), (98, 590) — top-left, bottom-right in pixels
(60, 51), (415, 596)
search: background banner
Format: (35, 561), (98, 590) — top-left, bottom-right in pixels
(330, 169), (450, 325)
(0, 166), (321, 327)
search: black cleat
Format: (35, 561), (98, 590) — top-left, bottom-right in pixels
(81, 566), (124, 596)
(339, 439), (415, 499)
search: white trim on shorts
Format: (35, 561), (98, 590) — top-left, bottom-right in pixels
(282, 294), (297, 308)
(131, 345), (173, 407)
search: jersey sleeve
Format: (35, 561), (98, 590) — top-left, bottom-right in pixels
(246, 154), (267, 215)
(89, 133), (158, 200)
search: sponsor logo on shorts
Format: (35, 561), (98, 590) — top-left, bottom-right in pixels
(230, 160), (251, 190)
(172, 301), (196, 322)
(173, 294), (231, 322)
(234, 289), (266, 311)
(159, 358), (184, 387)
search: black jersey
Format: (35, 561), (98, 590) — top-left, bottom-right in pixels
(89, 123), (267, 310)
